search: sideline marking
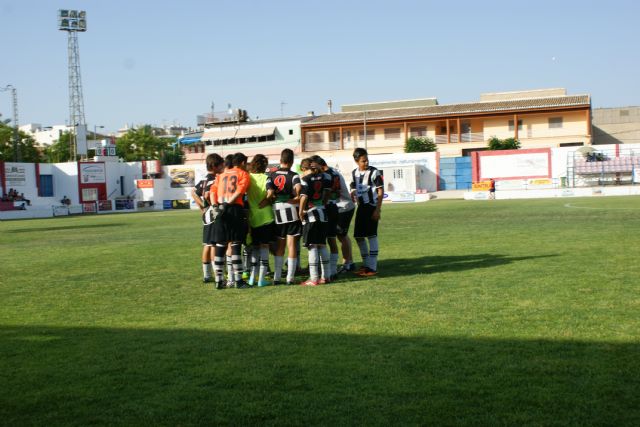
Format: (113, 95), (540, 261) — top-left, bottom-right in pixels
(564, 203), (639, 211)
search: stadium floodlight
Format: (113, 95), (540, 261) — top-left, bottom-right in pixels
(58, 9), (87, 32)
(58, 9), (88, 160)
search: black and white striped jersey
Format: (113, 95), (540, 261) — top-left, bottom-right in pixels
(194, 173), (216, 208)
(301, 172), (331, 223)
(266, 168), (301, 224)
(350, 166), (384, 206)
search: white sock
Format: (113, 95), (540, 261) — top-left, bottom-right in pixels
(308, 246), (319, 282)
(226, 256), (233, 280)
(203, 262), (212, 279)
(259, 247), (270, 283)
(357, 239), (369, 267)
(274, 256), (284, 281)
(368, 236), (379, 271)
(250, 251), (259, 284)
(319, 246), (330, 280)
(286, 258), (297, 283)
(330, 253), (339, 277)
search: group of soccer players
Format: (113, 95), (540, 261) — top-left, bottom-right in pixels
(191, 147), (384, 289)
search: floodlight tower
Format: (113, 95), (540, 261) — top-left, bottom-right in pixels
(1, 85), (20, 161)
(58, 9), (88, 160)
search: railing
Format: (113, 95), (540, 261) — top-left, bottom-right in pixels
(305, 141), (341, 152)
(435, 133), (484, 144)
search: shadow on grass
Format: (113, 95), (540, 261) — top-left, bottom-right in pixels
(377, 254), (557, 276)
(1, 326), (637, 425)
(7, 223), (127, 233)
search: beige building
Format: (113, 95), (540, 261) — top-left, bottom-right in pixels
(592, 106), (640, 145)
(301, 88), (592, 157)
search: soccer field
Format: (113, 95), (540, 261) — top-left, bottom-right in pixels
(1, 197), (639, 425)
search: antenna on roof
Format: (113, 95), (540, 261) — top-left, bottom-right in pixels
(280, 101), (287, 117)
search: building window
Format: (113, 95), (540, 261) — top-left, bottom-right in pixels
(549, 117), (563, 129)
(410, 127), (427, 137)
(393, 168), (404, 179)
(39, 174), (54, 197)
(289, 129), (294, 135)
(330, 131), (341, 142)
(306, 131), (325, 144)
(384, 128), (401, 140)
(344, 130), (352, 141)
(358, 129), (375, 140)
(508, 120), (523, 131)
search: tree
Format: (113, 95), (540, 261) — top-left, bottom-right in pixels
(0, 122), (44, 163)
(488, 136), (521, 150)
(404, 136), (438, 153)
(116, 125), (178, 162)
(43, 131), (74, 163)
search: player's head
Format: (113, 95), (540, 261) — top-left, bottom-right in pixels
(232, 152), (248, 170)
(353, 148), (369, 170)
(206, 153), (224, 173)
(280, 148), (294, 168)
(300, 158), (314, 176)
(224, 154), (234, 169)
(309, 155), (327, 170)
(249, 154), (268, 174)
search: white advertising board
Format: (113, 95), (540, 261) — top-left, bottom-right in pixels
(80, 163), (106, 184)
(481, 152), (549, 179)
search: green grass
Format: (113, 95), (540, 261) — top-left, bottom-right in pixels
(1, 197), (639, 425)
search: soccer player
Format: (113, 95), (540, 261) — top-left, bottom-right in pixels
(246, 154), (275, 287)
(210, 152), (251, 289)
(350, 148), (383, 277)
(191, 153), (224, 283)
(264, 148), (302, 285)
(299, 158), (331, 285)
(309, 155), (355, 280)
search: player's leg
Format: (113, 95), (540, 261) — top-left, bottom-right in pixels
(213, 243), (227, 289)
(285, 233), (299, 285)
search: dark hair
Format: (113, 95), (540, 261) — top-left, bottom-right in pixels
(309, 155), (327, 167)
(299, 158), (312, 171)
(206, 153), (224, 171)
(249, 154), (268, 174)
(280, 148), (294, 165)
(232, 152), (248, 167)
(353, 147), (368, 162)
(224, 154), (234, 168)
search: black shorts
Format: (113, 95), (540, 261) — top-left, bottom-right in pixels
(354, 204), (379, 238)
(203, 223), (215, 246)
(336, 208), (355, 237)
(250, 221), (276, 245)
(325, 203), (339, 238)
(219, 204), (248, 243)
(303, 220), (327, 247)
(275, 220), (302, 239)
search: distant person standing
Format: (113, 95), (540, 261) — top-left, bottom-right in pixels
(489, 178), (496, 200)
(264, 149), (303, 285)
(350, 148), (384, 277)
(210, 152), (251, 289)
(192, 153), (224, 283)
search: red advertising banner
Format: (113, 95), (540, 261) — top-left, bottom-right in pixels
(136, 179), (154, 188)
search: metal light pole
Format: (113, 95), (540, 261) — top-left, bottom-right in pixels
(1, 85), (20, 162)
(94, 125), (104, 138)
(58, 9), (88, 160)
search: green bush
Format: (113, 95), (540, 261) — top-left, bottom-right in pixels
(488, 136), (521, 150)
(405, 136), (437, 153)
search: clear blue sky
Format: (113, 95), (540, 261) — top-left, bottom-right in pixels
(1, 0), (639, 133)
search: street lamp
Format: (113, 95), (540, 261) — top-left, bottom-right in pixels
(94, 125), (104, 138)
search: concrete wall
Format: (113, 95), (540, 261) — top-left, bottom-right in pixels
(592, 107), (640, 145)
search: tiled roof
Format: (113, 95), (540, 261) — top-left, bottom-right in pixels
(302, 95), (590, 126)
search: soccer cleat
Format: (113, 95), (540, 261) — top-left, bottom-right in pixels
(357, 267), (378, 277)
(235, 280), (251, 289)
(215, 281), (225, 290)
(319, 278), (330, 285)
(225, 280), (236, 289)
(203, 277), (212, 284)
(300, 279), (319, 286)
(242, 272), (250, 280)
(337, 263), (356, 274)
(330, 274), (338, 282)
(354, 265), (367, 275)
(257, 280), (271, 287)
(286, 281), (295, 286)
(272, 280), (281, 286)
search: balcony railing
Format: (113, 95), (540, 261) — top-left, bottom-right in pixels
(435, 132), (484, 144)
(305, 141), (341, 152)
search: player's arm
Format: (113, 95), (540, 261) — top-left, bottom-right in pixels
(209, 182), (219, 206)
(298, 193), (308, 220)
(372, 170), (384, 221)
(288, 182), (302, 205)
(191, 187), (205, 211)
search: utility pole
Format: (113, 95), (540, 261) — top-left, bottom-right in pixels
(1, 85), (20, 162)
(280, 101), (287, 118)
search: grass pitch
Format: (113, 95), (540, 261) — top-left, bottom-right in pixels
(1, 197), (639, 425)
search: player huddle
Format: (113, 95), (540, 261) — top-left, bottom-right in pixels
(191, 148), (384, 289)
